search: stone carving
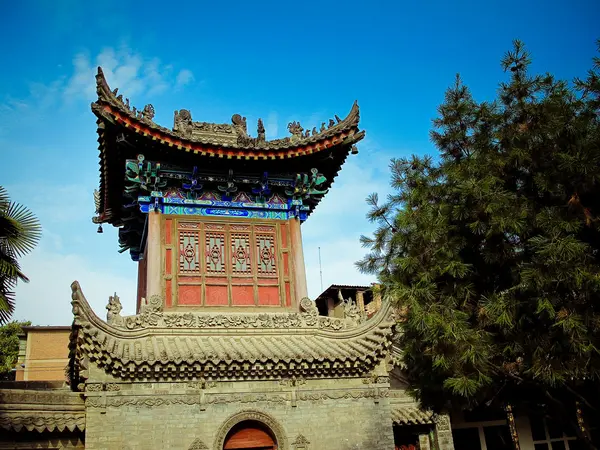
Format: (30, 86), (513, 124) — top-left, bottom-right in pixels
(106, 292), (124, 326)
(86, 382), (120, 392)
(188, 439), (209, 450)
(205, 393), (288, 406)
(174, 109), (193, 137)
(328, 119), (335, 128)
(292, 434), (311, 449)
(361, 373), (389, 385)
(0, 414), (86, 433)
(0, 390), (84, 407)
(287, 121), (303, 139)
(232, 114), (251, 146)
(214, 410), (288, 450)
(257, 118), (266, 142)
(141, 104), (155, 121)
(187, 378), (216, 389)
(434, 414), (451, 431)
(87, 396), (200, 408)
(279, 376), (306, 387)
(299, 297), (318, 315)
(297, 388), (387, 402)
(338, 289), (364, 325)
(118, 309), (351, 331)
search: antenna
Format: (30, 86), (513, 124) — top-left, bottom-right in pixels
(318, 247), (323, 292)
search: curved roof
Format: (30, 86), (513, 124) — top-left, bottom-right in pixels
(91, 67), (365, 229)
(92, 67), (365, 158)
(69, 281), (395, 383)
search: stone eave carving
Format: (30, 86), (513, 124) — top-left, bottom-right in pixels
(93, 66), (363, 151)
(0, 389), (85, 433)
(69, 281), (395, 383)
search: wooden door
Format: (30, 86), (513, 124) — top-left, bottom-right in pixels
(223, 423), (276, 450)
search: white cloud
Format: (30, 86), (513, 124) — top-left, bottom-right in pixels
(62, 47), (194, 102)
(176, 69), (194, 88)
(302, 144), (393, 298)
(12, 243), (137, 326)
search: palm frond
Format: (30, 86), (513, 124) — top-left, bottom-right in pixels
(0, 188), (42, 258)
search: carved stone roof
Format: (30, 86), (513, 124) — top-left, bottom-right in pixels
(391, 404), (435, 426)
(0, 388), (85, 433)
(69, 281), (395, 384)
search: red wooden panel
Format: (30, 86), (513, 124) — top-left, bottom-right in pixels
(165, 249), (172, 275)
(224, 427), (274, 449)
(165, 219), (172, 245)
(205, 285), (228, 306)
(283, 252), (289, 277)
(165, 279), (172, 308)
(231, 285), (255, 306)
(179, 276), (202, 283)
(178, 284), (201, 305)
(279, 222), (288, 249)
(257, 286), (280, 306)
(285, 282), (291, 307)
(257, 278), (278, 285)
(233, 277), (254, 285)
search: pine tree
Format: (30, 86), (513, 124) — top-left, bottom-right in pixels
(358, 40), (600, 448)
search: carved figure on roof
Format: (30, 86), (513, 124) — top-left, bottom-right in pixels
(174, 109), (193, 138)
(231, 114), (248, 137)
(312, 127), (318, 136)
(320, 122), (326, 132)
(329, 119), (335, 128)
(106, 293), (124, 327)
(287, 121), (303, 140)
(304, 129), (310, 138)
(257, 118), (266, 142)
(300, 297), (318, 316)
(142, 104), (155, 122)
(338, 290), (363, 325)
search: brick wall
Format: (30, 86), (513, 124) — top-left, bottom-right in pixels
(83, 377), (395, 450)
(22, 328), (70, 381)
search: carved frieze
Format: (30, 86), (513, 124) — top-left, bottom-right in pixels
(297, 388), (387, 402)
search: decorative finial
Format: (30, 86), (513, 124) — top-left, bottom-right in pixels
(257, 118), (266, 142)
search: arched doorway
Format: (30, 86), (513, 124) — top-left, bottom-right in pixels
(223, 420), (277, 450)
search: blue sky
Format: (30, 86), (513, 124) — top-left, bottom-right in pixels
(1, 0), (598, 325)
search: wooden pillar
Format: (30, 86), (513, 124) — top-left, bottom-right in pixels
(289, 218), (308, 304)
(356, 290), (365, 313)
(145, 211), (162, 305)
(373, 285), (382, 312)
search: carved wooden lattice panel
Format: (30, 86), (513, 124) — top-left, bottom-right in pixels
(256, 227), (277, 277)
(230, 228), (252, 275)
(179, 227), (200, 273)
(205, 231), (226, 274)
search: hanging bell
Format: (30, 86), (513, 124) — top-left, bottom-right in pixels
(97, 224), (103, 234)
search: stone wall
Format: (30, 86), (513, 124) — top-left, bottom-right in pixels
(83, 376), (395, 450)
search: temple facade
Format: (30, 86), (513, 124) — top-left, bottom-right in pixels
(0, 68), (452, 450)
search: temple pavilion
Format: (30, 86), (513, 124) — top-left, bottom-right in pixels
(0, 68), (455, 450)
